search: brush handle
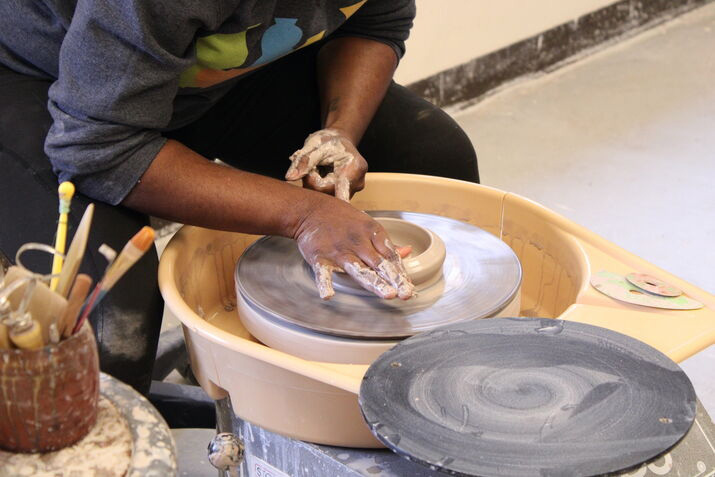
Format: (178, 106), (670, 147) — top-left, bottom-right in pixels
(72, 285), (102, 335)
(61, 274), (92, 338)
(70, 226), (154, 335)
(76, 239), (151, 325)
(102, 247), (145, 290)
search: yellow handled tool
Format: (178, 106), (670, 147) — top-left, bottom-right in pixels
(50, 182), (75, 291)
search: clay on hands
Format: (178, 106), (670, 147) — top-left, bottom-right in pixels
(287, 130), (412, 300)
(294, 204), (415, 301)
(310, 245), (413, 300)
(285, 129), (366, 202)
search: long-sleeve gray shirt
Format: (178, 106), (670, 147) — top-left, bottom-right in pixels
(0, 0), (415, 204)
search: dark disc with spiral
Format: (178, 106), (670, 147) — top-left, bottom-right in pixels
(359, 317), (696, 476)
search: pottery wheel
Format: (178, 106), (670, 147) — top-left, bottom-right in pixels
(359, 317), (697, 477)
(235, 211), (522, 339)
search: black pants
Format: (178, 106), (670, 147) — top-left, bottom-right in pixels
(0, 44), (478, 394)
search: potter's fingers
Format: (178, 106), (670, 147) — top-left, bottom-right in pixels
(341, 256), (397, 299)
(374, 256), (414, 300)
(334, 175), (350, 202)
(287, 134), (349, 181)
(331, 152), (356, 169)
(311, 259), (337, 300)
(304, 170), (336, 194)
(372, 258), (414, 300)
(356, 243), (413, 300)
(371, 231), (414, 300)
(286, 131), (334, 179)
(370, 228), (400, 262)
(331, 153), (361, 201)
(286, 147), (325, 181)
(285, 152), (316, 181)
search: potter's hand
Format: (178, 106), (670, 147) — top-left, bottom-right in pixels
(285, 129), (367, 202)
(294, 196), (414, 300)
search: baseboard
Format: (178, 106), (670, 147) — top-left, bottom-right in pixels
(407, 0), (713, 109)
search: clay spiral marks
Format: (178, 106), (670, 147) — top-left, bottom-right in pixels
(360, 318), (696, 477)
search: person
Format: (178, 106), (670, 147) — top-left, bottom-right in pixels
(0, 0), (479, 394)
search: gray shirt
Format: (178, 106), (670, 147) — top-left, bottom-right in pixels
(0, 0), (415, 204)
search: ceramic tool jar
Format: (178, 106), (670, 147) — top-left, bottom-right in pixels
(0, 323), (99, 453)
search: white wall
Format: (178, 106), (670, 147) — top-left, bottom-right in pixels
(395, 0), (621, 84)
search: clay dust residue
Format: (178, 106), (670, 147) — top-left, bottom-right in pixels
(0, 397), (132, 476)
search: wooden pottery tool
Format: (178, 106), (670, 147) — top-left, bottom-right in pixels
(0, 321), (9, 349)
(61, 274), (92, 338)
(50, 182), (75, 291)
(55, 203), (94, 298)
(0, 323), (99, 452)
(0, 324), (9, 349)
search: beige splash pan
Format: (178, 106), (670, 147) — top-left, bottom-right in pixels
(159, 173), (715, 448)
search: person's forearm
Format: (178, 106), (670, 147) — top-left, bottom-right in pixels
(317, 37), (397, 144)
(122, 139), (323, 237)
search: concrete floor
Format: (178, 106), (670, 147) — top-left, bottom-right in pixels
(453, 2), (715, 295)
(165, 4), (715, 475)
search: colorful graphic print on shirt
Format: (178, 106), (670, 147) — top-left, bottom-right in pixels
(179, 0), (367, 88)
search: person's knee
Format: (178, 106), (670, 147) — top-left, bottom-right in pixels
(414, 104), (479, 183)
(364, 84), (480, 183)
